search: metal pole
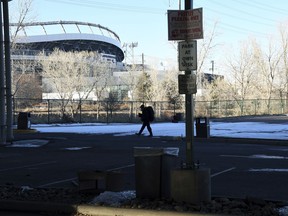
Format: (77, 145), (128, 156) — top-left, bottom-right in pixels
(185, 0), (194, 169)
(3, 0), (13, 141)
(185, 0), (193, 9)
(0, 1), (6, 144)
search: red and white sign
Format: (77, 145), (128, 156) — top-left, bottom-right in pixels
(167, 8), (203, 41)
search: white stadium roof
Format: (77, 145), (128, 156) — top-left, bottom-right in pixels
(11, 21), (124, 62)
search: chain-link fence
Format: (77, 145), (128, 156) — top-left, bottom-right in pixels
(13, 98), (288, 124)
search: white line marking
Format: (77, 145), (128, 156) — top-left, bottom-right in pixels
(220, 155), (248, 158)
(249, 168), (288, 172)
(38, 177), (77, 187)
(107, 164), (135, 171)
(221, 154), (288, 159)
(37, 164), (136, 187)
(211, 167), (235, 178)
(0, 161), (57, 172)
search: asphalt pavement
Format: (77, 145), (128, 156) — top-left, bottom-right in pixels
(1, 115), (288, 215)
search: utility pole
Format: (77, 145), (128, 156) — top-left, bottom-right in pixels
(0, 0), (13, 144)
(142, 53), (145, 73)
(2, 0), (13, 142)
(0, 1), (6, 144)
(184, 0), (194, 169)
(210, 60), (214, 74)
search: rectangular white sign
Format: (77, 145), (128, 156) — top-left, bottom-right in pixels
(168, 8), (203, 41)
(178, 40), (197, 71)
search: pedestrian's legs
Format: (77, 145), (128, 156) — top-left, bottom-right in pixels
(138, 122), (146, 135)
(147, 122), (153, 137)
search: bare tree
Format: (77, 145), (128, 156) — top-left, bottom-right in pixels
(135, 71), (154, 102)
(196, 21), (220, 89)
(160, 69), (181, 103)
(252, 38), (283, 113)
(38, 49), (111, 120)
(117, 64), (139, 101)
(278, 22), (288, 112)
(10, 0), (36, 46)
(12, 58), (41, 99)
(10, 0), (41, 100)
(224, 40), (257, 114)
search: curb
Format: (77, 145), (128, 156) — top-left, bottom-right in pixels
(77, 204), (221, 216)
(195, 136), (288, 146)
(0, 200), (76, 214)
(13, 129), (38, 134)
(0, 200), (225, 216)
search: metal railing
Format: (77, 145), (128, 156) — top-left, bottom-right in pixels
(13, 98), (287, 124)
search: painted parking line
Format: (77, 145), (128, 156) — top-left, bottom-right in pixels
(249, 168), (288, 172)
(0, 161), (57, 172)
(37, 164), (236, 188)
(107, 164), (135, 171)
(37, 164), (136, 187)
(211, 167), (235, 178)
(221, 154), (288, 159)
(38, 177), (77, 187)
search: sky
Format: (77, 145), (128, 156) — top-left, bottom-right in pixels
(9, 0), (288, 71)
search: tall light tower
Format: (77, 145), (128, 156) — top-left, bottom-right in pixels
(122, 42), (138, 65)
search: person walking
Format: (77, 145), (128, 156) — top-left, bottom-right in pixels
(136, 104), (154, 137)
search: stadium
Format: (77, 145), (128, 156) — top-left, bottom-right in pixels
(11, 20), (125, 70)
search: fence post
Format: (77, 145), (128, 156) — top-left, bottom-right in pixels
(130, 101), (133, 122)
(153, 101), (157, 121)
(225, 100), (227, 117)
(12, 96), (16, 125)
(254, 99), (257, 115)
(79, 99), (82, 123)
(47, 99), (50, 124)
(106, 101), (109, 124)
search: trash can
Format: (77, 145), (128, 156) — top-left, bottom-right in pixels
(17, 112), (31, 130)
(172, 113), (183, 123)
(134, 147), (179, 199)
(195, 117), (210, 138)
(175, 113), (182, 121)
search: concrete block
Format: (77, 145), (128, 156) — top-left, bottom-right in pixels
(171, 168), (211, 204)
(78, 170), (126, 193)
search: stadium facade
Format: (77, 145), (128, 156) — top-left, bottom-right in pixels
(11, 20), (125, 70)
(10, 21), (129, 99)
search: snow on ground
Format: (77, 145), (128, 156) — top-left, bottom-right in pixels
(32, 121), (288, 140)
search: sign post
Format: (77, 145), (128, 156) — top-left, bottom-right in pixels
(170, 0), (211, 205)
(167, 2), (203, 169)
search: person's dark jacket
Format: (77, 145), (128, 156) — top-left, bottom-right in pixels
(139, 108), (150, 122)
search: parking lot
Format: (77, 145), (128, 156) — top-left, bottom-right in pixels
(1, 129), (288, 201)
